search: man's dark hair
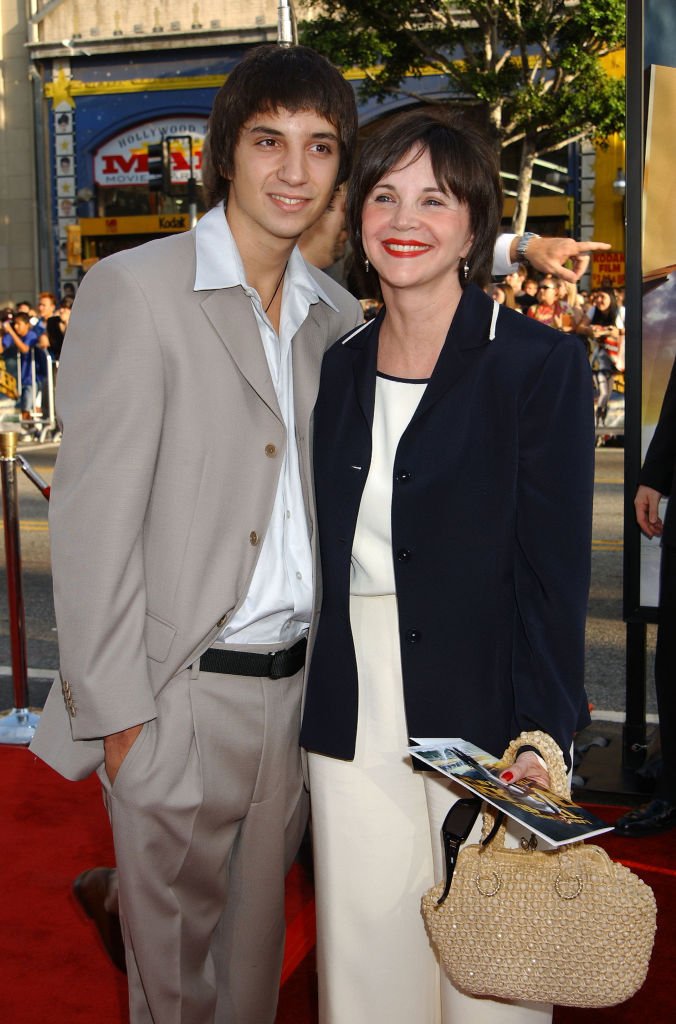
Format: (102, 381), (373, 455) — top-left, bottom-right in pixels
(13, 312), (31, 327)
(346, 107), (503, 289)
(203, 45), (358, 209)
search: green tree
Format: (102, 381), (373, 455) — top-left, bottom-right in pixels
(300, 1), (625, 233)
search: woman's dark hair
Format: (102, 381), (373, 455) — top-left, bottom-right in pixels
(346, 107), (503, 288)
(203, 45), (358, 208)
(592, 288), (619, 327)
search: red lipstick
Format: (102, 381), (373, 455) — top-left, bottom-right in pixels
(381, 238), (432, 258)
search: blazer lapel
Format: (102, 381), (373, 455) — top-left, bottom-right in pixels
(200, 287), (282, 421)
(292, 303), (336, 436)
(413, 283), (497, 424)
(346, 314), (380, 430)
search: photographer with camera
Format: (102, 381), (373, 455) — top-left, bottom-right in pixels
(2, 311), (47, 420)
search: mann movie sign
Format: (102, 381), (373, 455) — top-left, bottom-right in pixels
(94, 118), (207, 187)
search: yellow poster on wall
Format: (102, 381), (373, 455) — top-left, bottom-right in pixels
(643, 64), (676, 280)
(640, 64), (676, 606)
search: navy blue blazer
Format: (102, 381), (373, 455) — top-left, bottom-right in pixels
(300, 283), (595, 765)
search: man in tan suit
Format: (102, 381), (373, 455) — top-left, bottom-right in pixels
(31, 45), (361, 1024)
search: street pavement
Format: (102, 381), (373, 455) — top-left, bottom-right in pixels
(586, 448), (657, 719)
(0, 441), (658, 720)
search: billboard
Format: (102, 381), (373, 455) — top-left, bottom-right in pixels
(94, 117), (207, 188)
(637, 64), (676, 607)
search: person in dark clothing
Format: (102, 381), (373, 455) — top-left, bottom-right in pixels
(45, 296), (73, 361)
(2, 311), (47, 418)
(616, 355), (676, 837)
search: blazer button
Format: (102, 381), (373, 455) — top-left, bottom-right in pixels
(264, 443), (277, 458)
(396, 470), (412, 484)
(397, 548), (411, 562)
(405, 629), (422, 644)
(249, 530), (259, 546)
(216, 613), (228, 628)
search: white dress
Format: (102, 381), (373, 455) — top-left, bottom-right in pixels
(308, 374), (552, 1024)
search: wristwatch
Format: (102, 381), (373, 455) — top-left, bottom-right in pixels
(515, 231), (540, 265)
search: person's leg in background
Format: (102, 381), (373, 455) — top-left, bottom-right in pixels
(616, 544), (676, 836)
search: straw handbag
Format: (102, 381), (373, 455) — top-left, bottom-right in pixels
(421, 731), (657, 1008)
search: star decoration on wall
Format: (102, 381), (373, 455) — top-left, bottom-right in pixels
(52, 68), (76, 110)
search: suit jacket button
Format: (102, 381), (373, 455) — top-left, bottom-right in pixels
(249, 530), (259, 546)
(265, 443), (277, 458)
(397, 548), (412, 562)
(216, 614), (228, 628)
(396, 470), (412, 484)
(405, 629), (421, 644)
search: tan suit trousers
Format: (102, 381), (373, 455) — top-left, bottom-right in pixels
(99, 655), (308, 1024)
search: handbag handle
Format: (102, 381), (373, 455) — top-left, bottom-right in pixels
(501, 731), (569, 796)
(437, 799), (506, 906)
(480, 730), (570, 848)
(437, 732), (568, 904)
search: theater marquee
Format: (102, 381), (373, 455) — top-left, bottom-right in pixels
(94, 117), (207, 187)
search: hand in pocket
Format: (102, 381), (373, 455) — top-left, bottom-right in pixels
(104, 724), (144, 785)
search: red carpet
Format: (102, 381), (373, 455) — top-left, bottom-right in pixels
(1, 748), (674, 1022)
(0, 747), (314, 1023)
(552, 804), (676, 1023)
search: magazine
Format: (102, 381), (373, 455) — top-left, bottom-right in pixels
(408, 737), (613, 847)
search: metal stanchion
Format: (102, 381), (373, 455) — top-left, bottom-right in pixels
(38, 352), (58, 443)
(16, 453), (51, 500)
(0, 430), (40, 743)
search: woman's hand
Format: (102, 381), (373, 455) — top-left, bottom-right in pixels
(499, 750), (550, 790)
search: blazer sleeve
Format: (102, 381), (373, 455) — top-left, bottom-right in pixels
(49, 256), (164, 740)
(511, 335), (595, 760)
(640, 356), (676, 496)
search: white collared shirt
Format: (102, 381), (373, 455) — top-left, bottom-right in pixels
(493, 234), (518, 277)
(194, 202), (339, 645)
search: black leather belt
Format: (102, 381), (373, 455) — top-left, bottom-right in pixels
(199, 636), (307, 679)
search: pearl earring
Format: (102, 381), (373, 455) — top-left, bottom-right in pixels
(364, 257), (370, 273)
(463, 259), (470, 281)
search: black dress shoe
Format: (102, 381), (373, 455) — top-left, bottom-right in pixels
(614, 798), (676, 837)
(72, 867), (127, 973)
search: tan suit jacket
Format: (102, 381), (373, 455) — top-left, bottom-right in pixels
(31, 226), (361, 780)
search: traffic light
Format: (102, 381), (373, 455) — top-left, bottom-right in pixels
(146, 142), (167, 193)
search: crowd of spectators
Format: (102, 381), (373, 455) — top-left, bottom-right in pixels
(490, 268), (626, 427)
(0, 292), (71, 422)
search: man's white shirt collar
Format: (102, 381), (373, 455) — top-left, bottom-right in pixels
(193, 201), (339, 312)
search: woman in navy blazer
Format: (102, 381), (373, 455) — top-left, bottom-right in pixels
(301, 110), (595, 1024)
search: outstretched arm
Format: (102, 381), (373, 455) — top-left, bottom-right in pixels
(509, 236), (611, 283)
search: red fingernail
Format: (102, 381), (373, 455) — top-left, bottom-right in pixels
(501, 771), (514, 781)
